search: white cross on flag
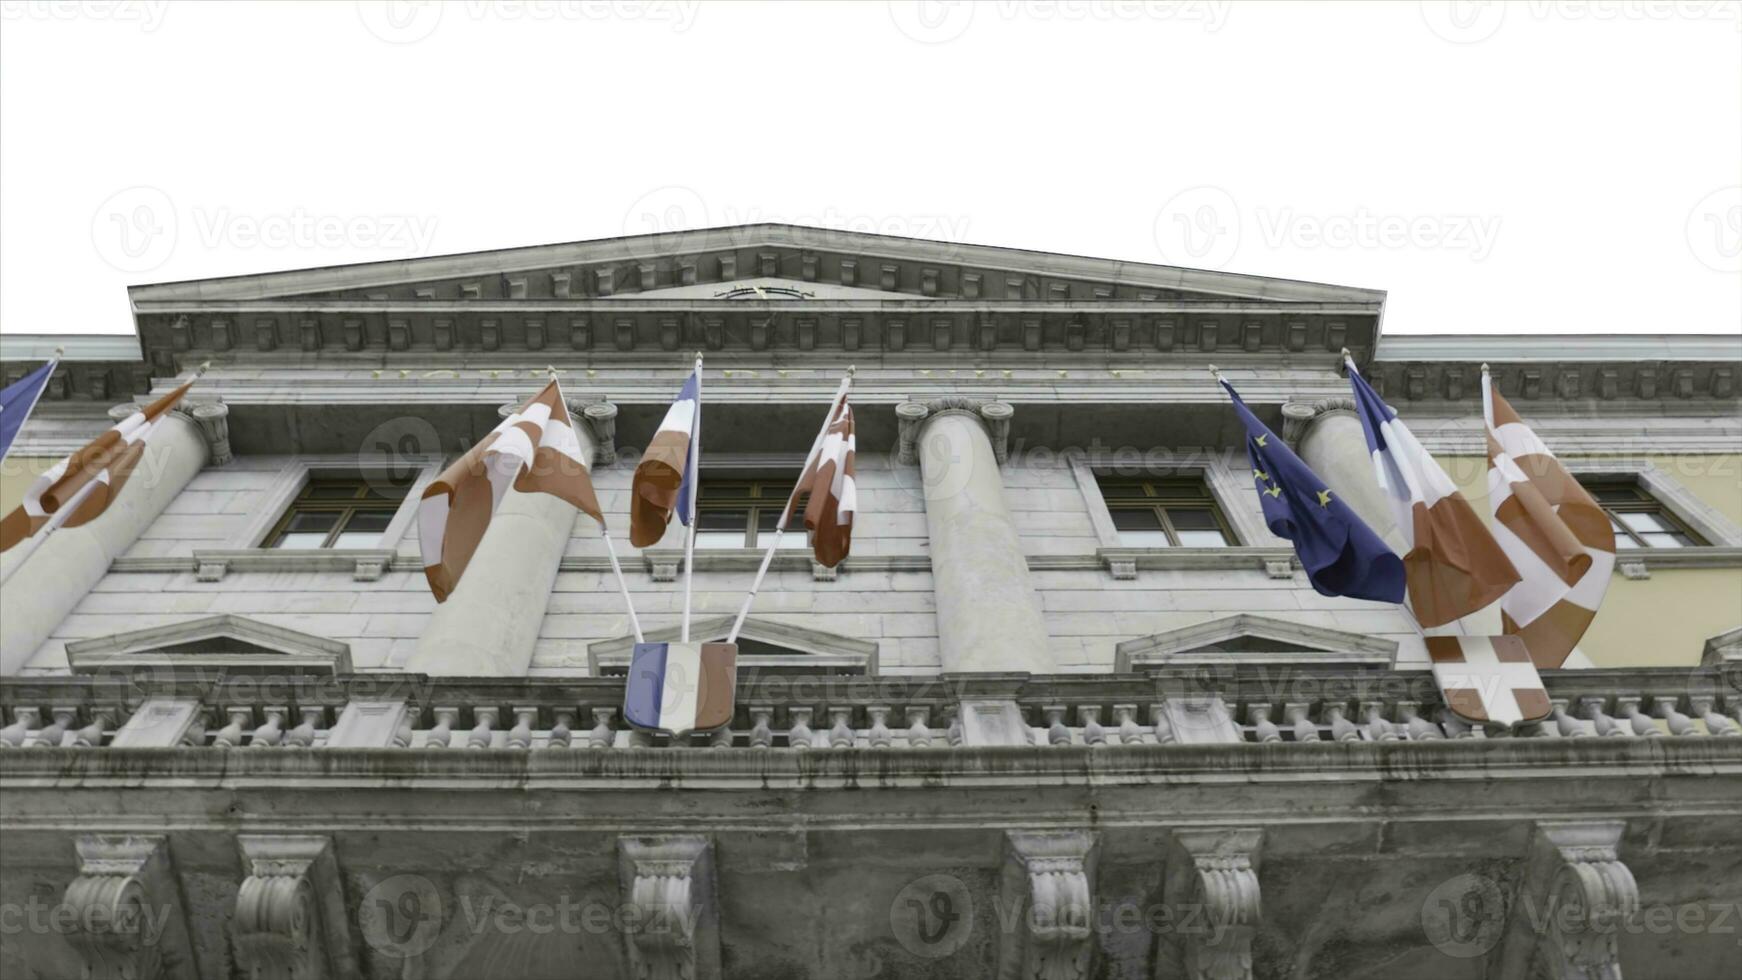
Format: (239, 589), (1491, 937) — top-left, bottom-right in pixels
(1427, 635), (1552, 728)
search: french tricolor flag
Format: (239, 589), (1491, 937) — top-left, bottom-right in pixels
(629, 370), (698, 547)
(623, 641), (737, 736)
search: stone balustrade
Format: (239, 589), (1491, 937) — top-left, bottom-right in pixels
(3, 666), (1736, 751)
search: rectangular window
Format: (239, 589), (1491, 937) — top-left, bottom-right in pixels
(694, 478), (809, 549)
(1581, 479), (1705, 549)
(1097, 476), (1234, 548)
(265, 476), (410, 550)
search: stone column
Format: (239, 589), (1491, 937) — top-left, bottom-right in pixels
(1284, 399), (1405, 553)
(899, 399), (1052, 673)
(406, 402), (597, 676)
(0, 405), (217, 674)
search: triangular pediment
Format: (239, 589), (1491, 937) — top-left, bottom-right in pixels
(588, 615), (878, 675)
(635, 277), (916, 302)
(66, 614), (353, 675)
(1114, 614), (1396, 671)
(130, 223), (1383, 306)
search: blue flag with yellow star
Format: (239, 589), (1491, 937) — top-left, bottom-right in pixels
(1221, 378), (1405, 603)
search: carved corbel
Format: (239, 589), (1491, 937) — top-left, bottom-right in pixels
(618, 836), (719, 980)
(60, 835), (195, 980)
(1536, 823), (1639, 980)
(233, 835), (356, 980)
(1169, 828), (1263, 980)
(999, 831), (1095, 980)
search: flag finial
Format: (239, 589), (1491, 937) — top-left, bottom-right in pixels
(1341, 347), (1353, 360)
(195, 361), (212, 377)
(545, 364), (558, 379)
(847, 364), (857, 378)
(1208, 363), (1225, 383)
(52, 345), (65, 358)
(1481, 362), (1491, 374)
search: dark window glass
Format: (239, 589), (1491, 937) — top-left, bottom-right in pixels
(1579, 478), (1704, 549)
(266, 477), (405, 549)
(1096, 476), (1234, 548)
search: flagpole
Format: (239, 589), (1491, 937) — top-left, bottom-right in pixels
(0, 475), (99, 587)
(681, 352), (702, 642)
(726, 367), (854, 645)
(0, 346), (60, 472)
(553, 371), (644, 644)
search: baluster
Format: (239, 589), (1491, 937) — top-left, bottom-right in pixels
(1690, 696), (1739, 737)
(1550, 699), (1591, 738)
(213, 708), (252, 749)
(905, 707), (933, 748)
(1043, 706), (1071, 747)
(1282, 703), (1318, 742)
(424, 707), (457, 750)
(828, 707), (854, 748)
(249, 708), (285, 749)
(867, 706), (893, 749)
(1079, 705), (1106, 747)
(34, 707), (75, 748)
(1616, 697), (1661, 737)
(1248, 704), (1282, 744)
(1650, 697), (1700, 736)
(547, 710), (574, 749)
(788, 707), (815, 751)
(1360, 702), (1400, 741)
(1325, 703), (1360, 743)
(284, 708), (323, 748)
(506, 708), (537, 750)
(71, 708), (115, 748)
(390, 711), (414, 749)
(1113, 704), (1142, 746)
(1395, 702), (1443, 741)
(1579, 697), (1628, 737)
(0, 708), (38, 749)
(1148, 703), (1175, 745)
(708, 724), (734, 749)
(589, 708), (616, 749)
(946, 712), (964, 747)
(748, 707), (775, 749)
(468, 708), (498, 749)
(1438, 707), (1481, 739)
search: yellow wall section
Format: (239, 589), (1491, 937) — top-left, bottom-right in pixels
(0, 456), (58, 514)
(1439, 454), (1742, 668)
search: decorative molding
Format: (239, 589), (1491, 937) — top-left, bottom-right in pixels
(893, 397), (1015, 465)
(1703, 626), (1742, 666)
(1523, 821), (1639, 980)
(998, 831), (1096, 980)
(588, 615), (877, 676)
(66, 613), (354, 675)
(618, 836), (719, 980)
(1170, 829), (1263, 980)
(1115, 613), (1398, 671)
(182, 402), (232, 466)
(1279, 398), (1356, 448)
(60, 835), (195, 980)
(233, 835), (356, 980)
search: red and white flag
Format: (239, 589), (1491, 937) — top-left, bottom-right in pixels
(796, 398), (856, 567)
(418, 380), (602, 602)
(1427, 635), (1552, 727)
(1483, 372), (1615, 668)
(0, 379), (194, 552)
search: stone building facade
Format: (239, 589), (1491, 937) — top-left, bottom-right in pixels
(0, 225), (1738, 979)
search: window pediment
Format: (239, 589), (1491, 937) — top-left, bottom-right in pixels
(588, 615), (877, 676)
(1114, 614), (1397, 671)
(65, 614), (353, 676)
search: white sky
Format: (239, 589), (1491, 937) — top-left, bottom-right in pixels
(1, 0), (1738, 338)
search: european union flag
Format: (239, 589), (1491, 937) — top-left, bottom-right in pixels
(1220, 378), (1405, 603)
(0, 359), (57, 464)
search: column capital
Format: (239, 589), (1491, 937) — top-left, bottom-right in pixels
(110, 399), (232, 466)
(894, 397), (1014, 465)
(498, 399), (617, 465)
(1280, 397), (1356, 447)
